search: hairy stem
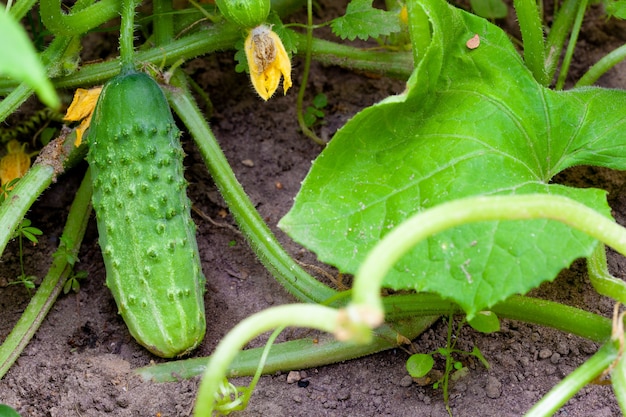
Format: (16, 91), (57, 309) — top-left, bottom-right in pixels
(119, 0), (137, 72)
(166, 70), (337, 303)
(39, 0), (121, 36)
(0, 133), (86, 257)
(514, 0), (548, 86)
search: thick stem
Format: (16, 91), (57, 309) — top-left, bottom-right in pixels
(152, 0), (175, 47)
(137, 314), (437, 382)
(0, 165), (54, 255)
(0, 168), (92, 379)
(0, 28), (412, 94)
(119, 0), (137, 72)
(514, 0), (548, 86)
(39, 0), (121, 36)
(166, 71), (337, 304)
(138, 291), (612, 382)
(0, 133), (86, 257)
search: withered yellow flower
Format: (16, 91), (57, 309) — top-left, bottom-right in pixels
(245, 25), (292, 101)
(64, 86), (102, 146)
(0, 140), (31, 189)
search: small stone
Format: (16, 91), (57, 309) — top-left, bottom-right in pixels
(399, 375), (413, 387)
(485, 376), (502, 399)
(539, 348), (553, 359)
(556, 341), (570, 356)
(550, 352), (561, 364)
(241, 159), (255, 167)
(544, 364), (556, 375)
(336, 389), (350, 401)
(286, 371), (301, 384)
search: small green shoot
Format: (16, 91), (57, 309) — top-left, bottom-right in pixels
(405, 314), (491, 415)
(467, 311), (500, 334)
(14, 219), (43, 244)
(303, 93), (328, 128)
(8, 219), (42, 290)
(605, 0), (626, 19)
(406, 353), (434, 378)
(63, 270), (87, 294)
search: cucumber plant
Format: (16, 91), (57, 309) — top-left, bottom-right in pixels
(5, 0), (626, 415)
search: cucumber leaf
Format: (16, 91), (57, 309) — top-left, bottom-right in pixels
(330, 0), (401, 41)
(279, 0), (626, 316)
(0, 11), (59, 109)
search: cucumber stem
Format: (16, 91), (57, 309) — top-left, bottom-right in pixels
(119, 0), (137, 72)
(39, 0), (121, 36)
(167, 71), (338, 304)
(513, 0), (549, 86)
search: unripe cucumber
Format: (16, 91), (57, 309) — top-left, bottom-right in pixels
(215, 0), (270, 28)
(87, 71), (206, 358)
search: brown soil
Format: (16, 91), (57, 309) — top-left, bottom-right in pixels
(2, 2), (626, 416)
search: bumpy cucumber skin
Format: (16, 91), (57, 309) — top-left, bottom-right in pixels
(215, 0), (270, 28)
(87, 71), (206, 358)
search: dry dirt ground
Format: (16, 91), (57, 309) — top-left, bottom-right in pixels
(2, 2), (626, 416)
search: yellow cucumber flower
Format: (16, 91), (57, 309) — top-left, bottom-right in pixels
(244, 25), (292, 101)
(64, 86), (102, 146)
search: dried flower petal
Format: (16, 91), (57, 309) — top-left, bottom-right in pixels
(64, 86), (102, 146)
(244, 25), (292, 101)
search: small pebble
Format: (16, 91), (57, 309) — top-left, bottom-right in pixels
(399, 375), (413, 387)
(550, 352), (561, 364)
(287, 370), (301, 384)
(485, 376), (502, 399)
(241, 159), (254, 167)
(539, 348), (553, 359)
(556, 341), (570, 356)
(336, 389), (350, 401)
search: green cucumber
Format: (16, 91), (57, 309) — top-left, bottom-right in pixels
(215, 0), (270, 28)
(87, 70), (206, 358)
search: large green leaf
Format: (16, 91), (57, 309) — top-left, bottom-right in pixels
(0, 11), (59, 109)
(279, 0), (626, 316)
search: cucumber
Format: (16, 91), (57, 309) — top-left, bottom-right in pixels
(87, 71), (206, 357)
(215, 0), (270, 28)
